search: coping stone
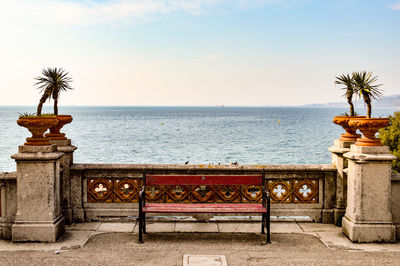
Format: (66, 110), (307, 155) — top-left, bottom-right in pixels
(299, 222), (341, 232)
(134, 222), (176, 233)
(271, 222), (303, 233)
(183, 255), (227, 266)
(97, 222), (135, 233)
(66, 222), (101, 231)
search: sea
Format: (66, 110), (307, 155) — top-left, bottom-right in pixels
(0, 106), (398, 172)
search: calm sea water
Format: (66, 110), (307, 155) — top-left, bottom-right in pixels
(0, 106), (397, 172)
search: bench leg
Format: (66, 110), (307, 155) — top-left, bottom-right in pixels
(138, 212), (143, 243)
(266, 211), (271, 243)
(261, 213), (265, 234)
(143, 213), (147, 234)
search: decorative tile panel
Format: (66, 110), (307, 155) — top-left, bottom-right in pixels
(268, 179), (291, 203)
(88, 178), (141, 203)
(87, 177), (319, 204)
(292, 179), (319, 203)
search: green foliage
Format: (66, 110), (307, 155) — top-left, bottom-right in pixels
(352, 71), (383, 118)
(18, 112), (37, 117)
(335, 74), (355, 116)
(35, 67), (73, 115)
(379, 111), (400, 173)
(18, 112), (55, 118)
(341, 111), (359, 116)
(352, 71), (382, 100)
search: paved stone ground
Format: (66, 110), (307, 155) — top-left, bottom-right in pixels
(1, 221), (400, 265)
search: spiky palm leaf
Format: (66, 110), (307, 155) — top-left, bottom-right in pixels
(335, 73), (355, 116)
(35, 67), (73, 115)
(352, 71), (383, 118)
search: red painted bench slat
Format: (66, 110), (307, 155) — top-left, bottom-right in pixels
(143, 203), (267, 213)
(138, 173), (271, 244)
(146, 175), (262, 185)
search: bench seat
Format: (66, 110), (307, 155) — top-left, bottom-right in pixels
(138, 173), (270, 244)
(143, 203), (268, 213)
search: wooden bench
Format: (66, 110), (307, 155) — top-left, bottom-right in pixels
(138, 172), (270, 243)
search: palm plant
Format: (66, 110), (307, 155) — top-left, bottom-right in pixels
(35, 67), (73, 115)
(352, 71), (382, 118)
(335, 74), (355, 116)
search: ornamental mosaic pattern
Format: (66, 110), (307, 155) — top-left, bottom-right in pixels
(88, 178), (141, 203)
(87, 178), (319, 203)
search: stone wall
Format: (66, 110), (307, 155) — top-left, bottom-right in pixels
(391, 173), (400, 240)
(0, 172), (17, 239)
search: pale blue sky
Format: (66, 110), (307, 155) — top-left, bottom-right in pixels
(0, 0), (399, 106)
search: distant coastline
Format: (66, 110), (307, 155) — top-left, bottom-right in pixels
(302, 94), (400, 108)
(0, 94), (399, 109)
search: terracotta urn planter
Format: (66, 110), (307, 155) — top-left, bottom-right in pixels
(333, 116), (365, 142)
(348, 117), (389, 146)
(17, 116), (58, 146)
(45, 115), (73, 140)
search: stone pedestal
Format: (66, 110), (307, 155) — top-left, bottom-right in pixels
(50, 139), (77, 225)
(328, 139), (354, 226)
(11, 145), (65, 242)
(342, 145), (396, 243)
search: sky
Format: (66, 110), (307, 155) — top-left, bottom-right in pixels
(0, 0), (399, 106)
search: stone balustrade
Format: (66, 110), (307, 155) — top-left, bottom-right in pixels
(69, 163), (337, 223)
(0, 138), (398, 243)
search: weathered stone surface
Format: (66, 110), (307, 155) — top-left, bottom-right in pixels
(391, 174), (400, 240)
(17, 145), (56, 154)
(217, 222), (261, 233)
(329, 139), (353, 226)
(70, 163), (337, 172)
(134, 222), (175, 233)
(50, 139), (72, 147)
(342, 145), (396, 243)
(175, 222), (218, 232)
(55, 143), (77, 225)
(66, 222), (101, 231)
(12, 216), (65, 243)
(11, 146), (65, 242)
(299, 222), (340, 232)
(342, 216), (395, 243)
(0, 172), (17, 240)
(97, 222), (135, 232)
(271, 222), (303, 233)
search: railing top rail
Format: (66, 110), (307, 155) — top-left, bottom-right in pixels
(70, 163), (336, 172)
(0, 171), (17, 180)
(392, 173), (400, 182)
(146, 175), (263, 185)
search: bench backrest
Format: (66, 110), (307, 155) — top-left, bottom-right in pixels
(145, 175), (263, 186)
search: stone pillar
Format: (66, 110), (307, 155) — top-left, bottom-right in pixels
(50, 139), (77, 225)
(322, 168), (336, 224)
(71, 168), (85, 223)
(328, 139), (354, 226)
(342, 145), (396, 243)
(11, 145), (65, 242)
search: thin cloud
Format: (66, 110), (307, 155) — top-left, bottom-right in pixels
(192, 55), (223, 63)
(342, 32), (380, 38)
(390, 3), (400, 10)
(0, 0), (300, 27)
